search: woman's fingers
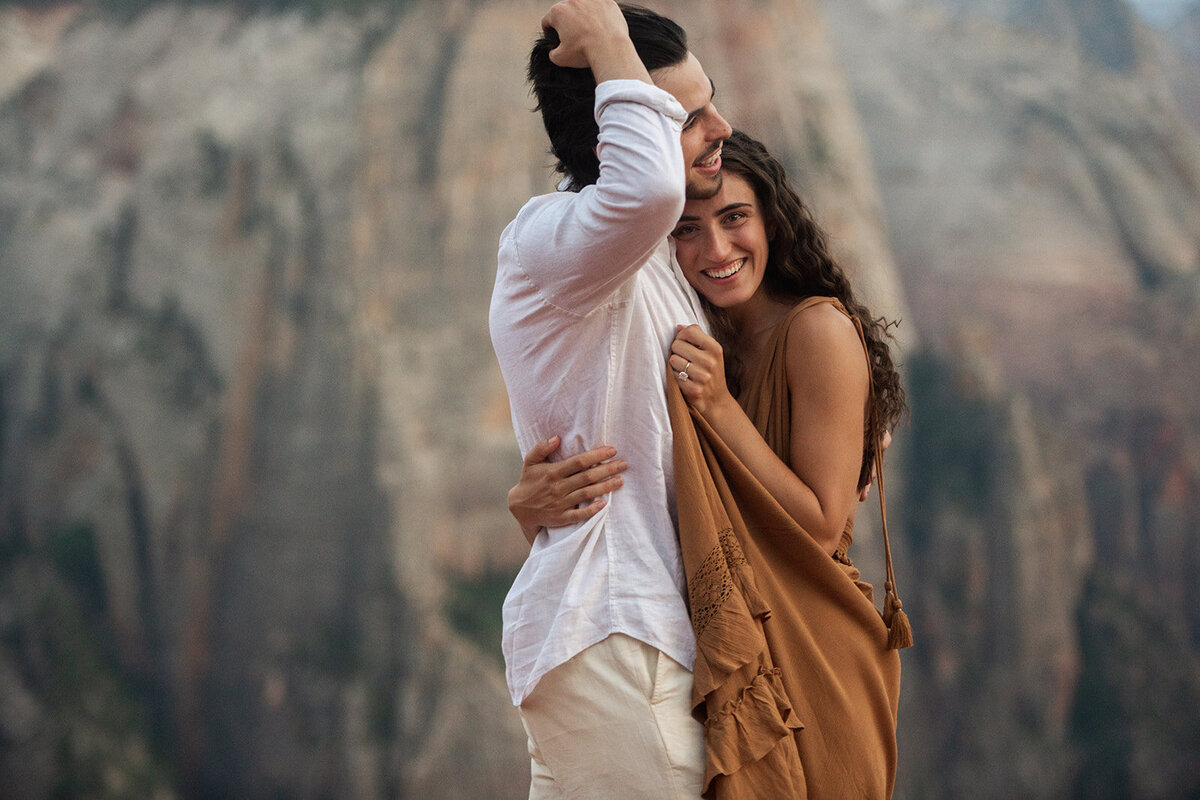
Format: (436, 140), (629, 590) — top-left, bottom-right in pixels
(669, 337), (704, 363)
(523, 435), (563, 466)
(523, 439), (626, 512)
(556, 497), (609, 526)
(522, 439), (619, 483)
(561, 459), (626, 498)
(562, 455), (626, 486)
(668, 352), (712, 385)
(673, 323), (711, 346)
(670, 325), (721, 379)
(550, 444), (618, 478)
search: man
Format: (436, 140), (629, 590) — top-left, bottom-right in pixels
(488, 1), (730, 796)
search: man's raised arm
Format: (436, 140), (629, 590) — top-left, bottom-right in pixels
(511, 0), (687, 313)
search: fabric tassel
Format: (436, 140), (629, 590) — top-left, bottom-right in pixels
(883, 582), (913, 650)
(872, 420), (914, 651)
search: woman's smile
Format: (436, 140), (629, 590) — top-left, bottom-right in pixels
(703, 258), (745, 280)
(671, 173), (770, 312)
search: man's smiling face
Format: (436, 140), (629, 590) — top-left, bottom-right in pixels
(651, 52), (733, 199)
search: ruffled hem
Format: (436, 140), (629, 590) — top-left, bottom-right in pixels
(702, 667), (804, 789)
(689, 535), (773, 705)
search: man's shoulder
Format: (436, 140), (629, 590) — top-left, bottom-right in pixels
(498, 186), (592, 267)
(508, 186), (583, 227)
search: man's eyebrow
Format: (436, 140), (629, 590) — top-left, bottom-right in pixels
(683, 79), (716, 126)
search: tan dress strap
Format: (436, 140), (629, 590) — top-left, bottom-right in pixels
(873, 439), (912, 649)
(844, 300), (913, 650)
(763, 296), (912, 650)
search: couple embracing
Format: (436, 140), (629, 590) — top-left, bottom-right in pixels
(488, 2), (911, 798)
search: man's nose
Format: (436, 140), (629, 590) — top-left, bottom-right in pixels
(706, 105), (733, 141)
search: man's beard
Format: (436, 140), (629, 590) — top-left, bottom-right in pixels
(686, 171), (723, 200)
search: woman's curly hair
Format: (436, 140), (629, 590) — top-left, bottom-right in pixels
(705, 129), (907, 488)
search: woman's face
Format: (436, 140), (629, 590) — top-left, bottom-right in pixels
(671, 172), (770, 311)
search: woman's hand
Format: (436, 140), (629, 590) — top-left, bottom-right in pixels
(668, 324), (737, 417)
(509, 435), (627, 545)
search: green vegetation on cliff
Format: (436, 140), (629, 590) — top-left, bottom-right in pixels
(1, 528), (176, 798)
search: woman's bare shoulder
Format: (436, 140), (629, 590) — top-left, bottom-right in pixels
(781, 300), (867, 397)
(784, 299), (859, 351)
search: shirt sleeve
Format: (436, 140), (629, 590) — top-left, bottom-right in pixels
(508, 80), (688, 315)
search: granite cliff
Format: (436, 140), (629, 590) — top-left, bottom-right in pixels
(0, 1), (1198, 798)
(825, 0), (1200, 795)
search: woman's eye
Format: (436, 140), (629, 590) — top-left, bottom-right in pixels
(724, 212), (746, 224)
(671, 225), (698, 239)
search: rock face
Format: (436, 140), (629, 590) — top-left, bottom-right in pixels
(1162, 1), (1200, 129)
(0, 3), (532, 797)
(824, 0), (1200, 796)
(1, 1), (1199, 799)
(0, 1), (904, 797)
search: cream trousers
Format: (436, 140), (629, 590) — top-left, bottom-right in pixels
(518, 633), (706, 799)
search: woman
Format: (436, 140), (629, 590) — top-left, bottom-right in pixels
(510, 130), (910, 798)
(665, 130), (904, 560)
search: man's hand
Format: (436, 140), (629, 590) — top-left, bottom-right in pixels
(509, 435), (628, 545)
(541, 0), (652, 84)
(859, 429), (892, 501)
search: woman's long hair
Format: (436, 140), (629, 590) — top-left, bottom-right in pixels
(705, 129), (906, 488)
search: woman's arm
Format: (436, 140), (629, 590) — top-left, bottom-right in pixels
(508, 436), (627, 545)
(669, 305), (869, 555)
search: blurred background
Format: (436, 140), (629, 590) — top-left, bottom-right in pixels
(1, 0), (1198, 797)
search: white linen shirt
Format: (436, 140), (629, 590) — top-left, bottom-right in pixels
(489, 80), (708, 706)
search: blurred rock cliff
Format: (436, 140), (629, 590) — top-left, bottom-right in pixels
(0, 0), (1198, 798)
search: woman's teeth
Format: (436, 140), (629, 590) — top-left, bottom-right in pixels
(705, 259), (744, 279)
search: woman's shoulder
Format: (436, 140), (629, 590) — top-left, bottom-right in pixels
(780, 297), (867, 383)
(783, 297), (858, 346)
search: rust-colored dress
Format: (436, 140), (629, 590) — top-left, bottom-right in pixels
(669, 297), (909, 799)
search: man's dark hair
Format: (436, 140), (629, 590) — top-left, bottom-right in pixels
(528, 4), (688, 190)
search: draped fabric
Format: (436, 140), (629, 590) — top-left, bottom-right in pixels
(669, 297), (902, 799)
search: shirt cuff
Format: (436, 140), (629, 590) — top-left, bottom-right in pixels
(594, 79), (687, 127)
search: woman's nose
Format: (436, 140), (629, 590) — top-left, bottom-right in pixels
(704, 229), (732, 261)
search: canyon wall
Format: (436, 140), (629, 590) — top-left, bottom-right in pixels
(1, 0), (1198, 797)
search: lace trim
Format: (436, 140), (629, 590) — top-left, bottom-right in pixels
(689, 528), (748, 635)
